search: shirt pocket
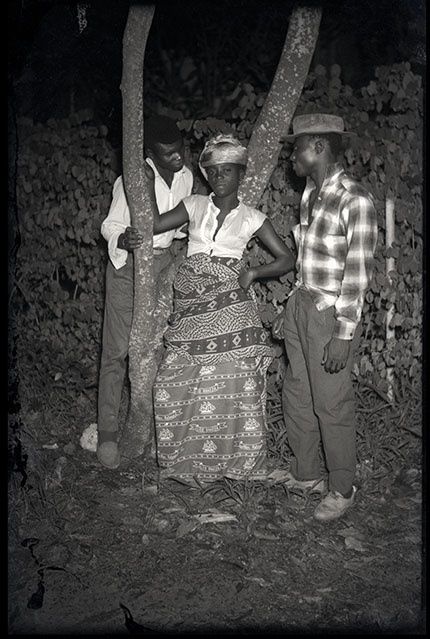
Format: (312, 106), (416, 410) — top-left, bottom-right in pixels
(309, 231), (347, 262)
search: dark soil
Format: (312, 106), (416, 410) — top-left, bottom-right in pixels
(8, 394), (424, 636)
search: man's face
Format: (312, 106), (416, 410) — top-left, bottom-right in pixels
(206, 163), (244, 198)
(290, 135), (318, 177)
(148, 139), (185, 173)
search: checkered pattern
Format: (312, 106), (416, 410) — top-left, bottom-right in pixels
(292, 163), (378, 339)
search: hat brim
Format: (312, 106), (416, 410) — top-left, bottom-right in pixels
(280, 130), (357, 143)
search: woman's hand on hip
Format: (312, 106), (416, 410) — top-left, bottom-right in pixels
(238, 269), (256, 291)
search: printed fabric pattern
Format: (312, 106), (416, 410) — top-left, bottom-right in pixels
(153, 254), (274, 482)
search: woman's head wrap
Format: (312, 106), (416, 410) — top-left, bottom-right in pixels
(199, 133), (248, 180)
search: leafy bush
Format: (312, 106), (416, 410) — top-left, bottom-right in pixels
(14, 110), (116, 398)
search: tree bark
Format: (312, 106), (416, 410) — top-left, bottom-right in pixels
(239, 4), (322, 207)
(120, 4), (158, 457)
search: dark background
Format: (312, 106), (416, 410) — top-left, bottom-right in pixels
(8, 0), (426, 150)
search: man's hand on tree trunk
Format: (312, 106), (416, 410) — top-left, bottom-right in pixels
(117, 226), (144, 251)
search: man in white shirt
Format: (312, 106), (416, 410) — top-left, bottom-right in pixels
(97, 115), (193, 469)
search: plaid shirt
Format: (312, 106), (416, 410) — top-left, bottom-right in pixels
(292, 163), (378, 340)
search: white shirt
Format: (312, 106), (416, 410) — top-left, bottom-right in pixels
(101, 158), (193, 270)
(183, 194), (267, 259)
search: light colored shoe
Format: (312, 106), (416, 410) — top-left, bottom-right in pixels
(314, 486), (357, 521)
(275, 471), (326, 493)
(97, 441), (120, 469)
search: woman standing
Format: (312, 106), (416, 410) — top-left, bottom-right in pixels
(145, 134), (294, 484)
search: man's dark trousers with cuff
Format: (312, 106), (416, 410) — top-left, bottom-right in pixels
(282, 287), (360, 496)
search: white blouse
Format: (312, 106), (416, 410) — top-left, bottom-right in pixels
(183, 194), (267, 259)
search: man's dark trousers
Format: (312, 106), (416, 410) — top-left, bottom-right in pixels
(97, 250), (172, 438)
(282, 287), (360, 495)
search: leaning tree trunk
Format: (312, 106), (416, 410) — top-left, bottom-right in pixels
(120, 4), (157, 458)
(239, 4), (322, 206)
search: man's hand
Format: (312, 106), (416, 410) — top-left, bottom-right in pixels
(322, 337), (351, 374)
(144, 161), (155, 181)
(117, 226), (144, 251)
(238, 269), (256, 292)
(272, 309), (286, 340)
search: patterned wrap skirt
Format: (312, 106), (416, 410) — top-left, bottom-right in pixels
(153, 253), (274, 483)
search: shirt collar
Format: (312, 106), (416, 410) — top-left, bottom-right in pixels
(305, 162), (344, 191)
(323, 161), (344, 183)
(208, 192), (242, 213)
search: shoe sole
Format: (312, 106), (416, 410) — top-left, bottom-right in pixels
(284, 480), (326, 493)
(98, 458), (120, 469)
(314, 507), (352, 521)
(97, 455), (120, 469)
(266, 470), (325, 492)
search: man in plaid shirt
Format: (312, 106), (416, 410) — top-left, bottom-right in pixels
(273, 113), (378, 521)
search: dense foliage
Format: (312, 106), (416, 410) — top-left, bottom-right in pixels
(13, 62), (422, 457)
(15, 110), (116, 398)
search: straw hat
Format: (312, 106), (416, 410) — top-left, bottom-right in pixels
(280, 113), (356, 143)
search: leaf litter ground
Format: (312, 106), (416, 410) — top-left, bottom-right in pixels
(8, 394), (424, 636)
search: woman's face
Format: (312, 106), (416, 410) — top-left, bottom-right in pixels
(206, 163), (244, 197)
